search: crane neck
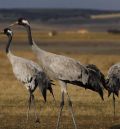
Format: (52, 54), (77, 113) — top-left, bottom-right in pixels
(26, 25), (47, 56)
(26, 25), (33, 46)
(6, 35), (12, 54)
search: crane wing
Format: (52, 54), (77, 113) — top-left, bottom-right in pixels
(48, 55), (88, 85)
(10, 55), (54, 101)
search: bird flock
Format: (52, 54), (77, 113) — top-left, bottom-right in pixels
(0, 18), (120, 129)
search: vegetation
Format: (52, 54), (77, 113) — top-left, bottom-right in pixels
(1, 50), (120, 129)
(1, 31), (120, 43)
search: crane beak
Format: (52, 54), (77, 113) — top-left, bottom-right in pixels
(9, 21), (18, 27)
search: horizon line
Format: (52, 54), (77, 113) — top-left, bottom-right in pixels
(0, 7), (120, 12)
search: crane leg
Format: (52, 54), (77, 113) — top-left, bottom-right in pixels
(57, 81), (77, 129)
(66, 92), (78, 129)
(27, 91), (32, 121)
(56, 92), (64, 129)
(113, 93), (116, 117)
(31, 94), (40, 123)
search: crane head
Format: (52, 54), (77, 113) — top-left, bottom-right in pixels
(9, 18), (30, 27)
(0, 28), (13, 37)
(18, 18), (30, 26)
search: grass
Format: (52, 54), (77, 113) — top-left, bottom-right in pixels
(1, 31), (120, 43)
(1, 50), (120, 129)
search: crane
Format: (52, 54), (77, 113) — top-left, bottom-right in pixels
(9, 18), (105, 129)
(0, 28), (55, 123)
(106, 63), (120, 117)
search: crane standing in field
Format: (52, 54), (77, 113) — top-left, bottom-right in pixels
(106, 63), (120, 116)
(0, 28), (54, 122)
(10, 18), (105, 129)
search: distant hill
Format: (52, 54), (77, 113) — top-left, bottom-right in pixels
(0, 9), (120, 25)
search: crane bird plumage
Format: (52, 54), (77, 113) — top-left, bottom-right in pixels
(10, 18), (105, 129)
(0, 28), (55, 122)
(106, 63), (120, 117)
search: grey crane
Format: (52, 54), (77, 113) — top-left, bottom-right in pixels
(10, 18), (105, 129)
(0, 28), (55, 122)
(106, 63), (120, 117)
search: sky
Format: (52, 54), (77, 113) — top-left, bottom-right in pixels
(0, 0), (120, 10)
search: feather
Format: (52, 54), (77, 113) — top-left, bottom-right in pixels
(61, 64), (104, 100)
(8, 54), (54, 102)
(106, 64), (120, 97)
(106, 63), (120, 117)
(35, 72), (55, 102)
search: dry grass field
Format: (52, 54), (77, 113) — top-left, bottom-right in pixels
(1, 51), (120, 129)
(1, 30), (120, 129)
(1, 30), (120, 42)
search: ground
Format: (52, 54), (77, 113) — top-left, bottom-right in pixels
(1, 28), (120, 129)
(1, 51), (120, 129)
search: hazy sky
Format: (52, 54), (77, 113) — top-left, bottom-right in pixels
(0, 0), (120, 10)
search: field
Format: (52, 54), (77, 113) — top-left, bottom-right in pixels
(1, 26), (120, 129)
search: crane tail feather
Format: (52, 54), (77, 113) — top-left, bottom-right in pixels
(108, 90), (112, 97)
(47, 83), (56, 102)
(42, 88), (47, 102)
(98, 83), (104, 101)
